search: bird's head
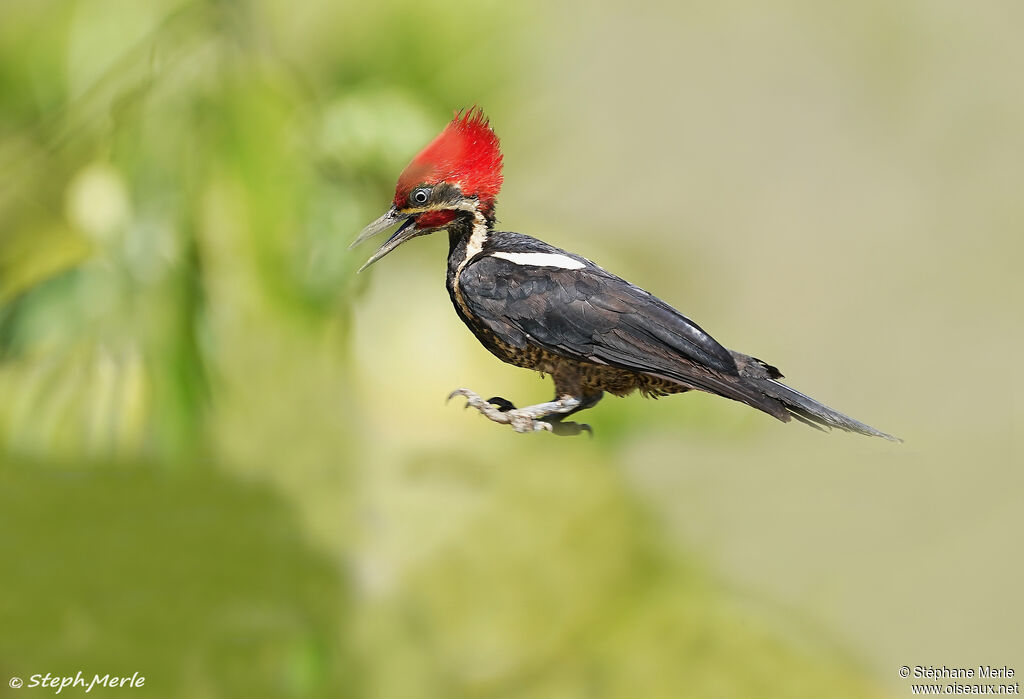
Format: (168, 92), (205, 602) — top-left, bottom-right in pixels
(351, 107), (503, 271)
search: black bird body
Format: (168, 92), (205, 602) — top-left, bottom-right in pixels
(352, 109), (898, 439)
(442, 214), (895, 439)
(447, 221), (731, 402)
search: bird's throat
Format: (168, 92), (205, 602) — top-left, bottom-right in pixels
(447, 210), (491, 278)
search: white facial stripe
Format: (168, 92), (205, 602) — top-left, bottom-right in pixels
(490, 251), (586, 270)
(464, 213), (489, 261)
(452, 212), (492, 319)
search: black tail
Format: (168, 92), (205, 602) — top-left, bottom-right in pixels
(730, 351), (900, 441)
(758, 378), (901, 442)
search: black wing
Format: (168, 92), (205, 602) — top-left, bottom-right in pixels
(458, 249), (789, 416)
(462, 253), (734, 369)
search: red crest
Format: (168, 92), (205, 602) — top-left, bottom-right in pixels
(394, 107), (503, 212)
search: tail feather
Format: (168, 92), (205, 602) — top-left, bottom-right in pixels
(758, 378), (901, 442)
(729, 350), (899, 441)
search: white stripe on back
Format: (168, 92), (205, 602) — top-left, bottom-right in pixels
(490, 251), (586, 270)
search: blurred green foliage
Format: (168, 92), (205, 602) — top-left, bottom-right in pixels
(6, 0), (1019, 697)
(0, 463), (352, 696)
(0, 0), (524, 461)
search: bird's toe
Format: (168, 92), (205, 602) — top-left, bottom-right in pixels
(447, 388), (494, 412)
(446, 388), (477, 404)
(543, 419), (593, 437)
(486, 397), (516, 412)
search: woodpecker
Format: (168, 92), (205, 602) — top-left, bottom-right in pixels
(352, 108), (898, 439)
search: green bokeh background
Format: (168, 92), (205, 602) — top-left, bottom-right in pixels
(1, 1), (1020, 697)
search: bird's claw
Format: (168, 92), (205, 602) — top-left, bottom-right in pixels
(447, 388), (578, 434)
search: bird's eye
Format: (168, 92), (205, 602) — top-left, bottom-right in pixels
(410, 188), (431, 205)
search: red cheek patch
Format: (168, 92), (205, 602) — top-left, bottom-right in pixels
(415, 210), (458, 229)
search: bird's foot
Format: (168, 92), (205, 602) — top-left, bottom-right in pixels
(540, 416), (593, 437)
(447, 389), (585, 435)
(447, 389), (552, 432)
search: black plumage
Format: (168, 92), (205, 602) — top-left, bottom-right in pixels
(446, 224), (896, 439)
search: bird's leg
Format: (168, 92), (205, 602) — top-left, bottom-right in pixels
(447, 389), (582, 434)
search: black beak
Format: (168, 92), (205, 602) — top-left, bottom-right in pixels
(350, 206), (422, 272)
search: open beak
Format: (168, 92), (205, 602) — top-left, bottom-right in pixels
(350, 206), (422, 272)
